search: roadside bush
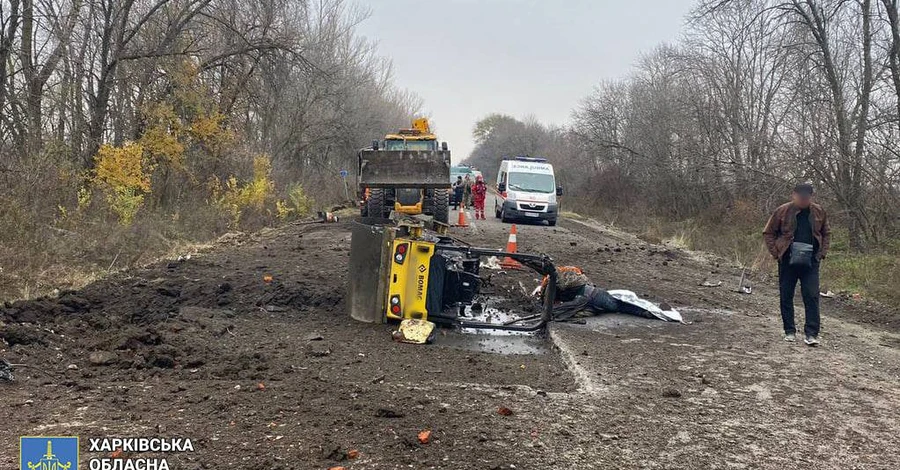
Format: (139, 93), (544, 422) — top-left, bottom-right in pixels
(277, 183), (315, 220)
(211, 155), (276, 227)
(93, 143), (153, 225)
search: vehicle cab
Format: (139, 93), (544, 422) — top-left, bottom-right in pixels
(495, 156), (562, 226)
(383, 117), (440, 151)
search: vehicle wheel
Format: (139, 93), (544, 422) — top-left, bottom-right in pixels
(548, 219), (557, 227)
(367, 189), (387, 219)
(431, 189), (450, 224)
(500, 208), (510, 223)
(495, 202), (501, 219)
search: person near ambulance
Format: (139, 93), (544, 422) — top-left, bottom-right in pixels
(463, 174), (473, 209)
(451, 176), (464, 210)
(472, 175), (487, 220)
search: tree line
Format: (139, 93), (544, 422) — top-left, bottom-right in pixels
(466, 0), (900, 252)
(0, 0), (417, 298)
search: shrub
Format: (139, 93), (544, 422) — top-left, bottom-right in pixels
(276, 183), (315, 220)
(93, 143), (153, 225)
(212, 155), (276, 226)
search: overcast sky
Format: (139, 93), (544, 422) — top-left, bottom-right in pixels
(357, 0), (696, 162)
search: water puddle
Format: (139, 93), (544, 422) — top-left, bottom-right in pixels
(433, 296), (549, 355)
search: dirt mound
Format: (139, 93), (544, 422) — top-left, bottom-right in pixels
(0, 223), (351, 380)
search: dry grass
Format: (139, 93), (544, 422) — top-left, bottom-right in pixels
(567, 199), (900, 307)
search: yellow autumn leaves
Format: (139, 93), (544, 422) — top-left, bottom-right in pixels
(94, 142), (152, 224)
(90, 60), (312, 227)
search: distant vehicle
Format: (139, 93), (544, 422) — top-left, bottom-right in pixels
(494, 156), (562, 226)
(450, 165), (473, 183)
(450, 165), (475, 206)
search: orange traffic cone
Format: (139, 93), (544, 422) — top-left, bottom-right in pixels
(501, 225), (522, 269)
(456, 207), (469, 227)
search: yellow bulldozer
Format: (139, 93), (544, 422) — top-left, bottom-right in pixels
(358, 118), (451, 224)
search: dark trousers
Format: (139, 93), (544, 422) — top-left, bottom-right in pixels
(452, 188), (463, 209)
(778, 258), (820, 337)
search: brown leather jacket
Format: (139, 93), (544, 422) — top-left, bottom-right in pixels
(763, 202), (831, 260)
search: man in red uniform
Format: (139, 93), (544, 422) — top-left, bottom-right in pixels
(472, 175), (487, 220)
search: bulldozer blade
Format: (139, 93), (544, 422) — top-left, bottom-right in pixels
(358, 150), (451, 188)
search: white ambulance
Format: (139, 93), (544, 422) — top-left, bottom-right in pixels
(494, 156), (562, 226)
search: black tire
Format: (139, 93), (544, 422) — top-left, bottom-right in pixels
(500, 207), (511, 223)
(548, 219), (557, 227)
(495, 201), (501, 218)
(431, 189), (450, 224)
(367, 188), (387, 219)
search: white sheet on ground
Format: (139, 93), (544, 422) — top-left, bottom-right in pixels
(481, 256), (502, 270)
(608, 290), (683, 323)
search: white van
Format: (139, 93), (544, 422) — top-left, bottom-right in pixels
(495, 157), (562, 226)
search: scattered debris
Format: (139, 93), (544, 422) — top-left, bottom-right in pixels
(392, 319), (436, 345)
(304, 332), (324, 341)
(699, 279), (722, 288)
(662, 388), (683, 398)
(347, 449), (360, 460)
(417, 430), (432, 444)
(216, 231), (247, 245)
(497, 407), (514, 416)
(318, 211), (340, 223)
(736, 269), (752, 294)
(480, 256), (502, 270)
(263, 275), (273, 283)
(374, 408), (404, 418)
(89, 351), (118, 366)
(820, 290), (836, 298)
(0, 358), (14, 382)
(256, 382), (266, 391)
(306, 343), (331, 357)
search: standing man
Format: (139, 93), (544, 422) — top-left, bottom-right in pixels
(763, 182), (831, 346)
(452, 176), (464, 210)
(463, 174), (473, 209)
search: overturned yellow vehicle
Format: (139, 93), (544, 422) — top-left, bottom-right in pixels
(347, 217), (558, 333)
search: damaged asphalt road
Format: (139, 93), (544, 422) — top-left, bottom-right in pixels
(1, 199), (899, 469)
